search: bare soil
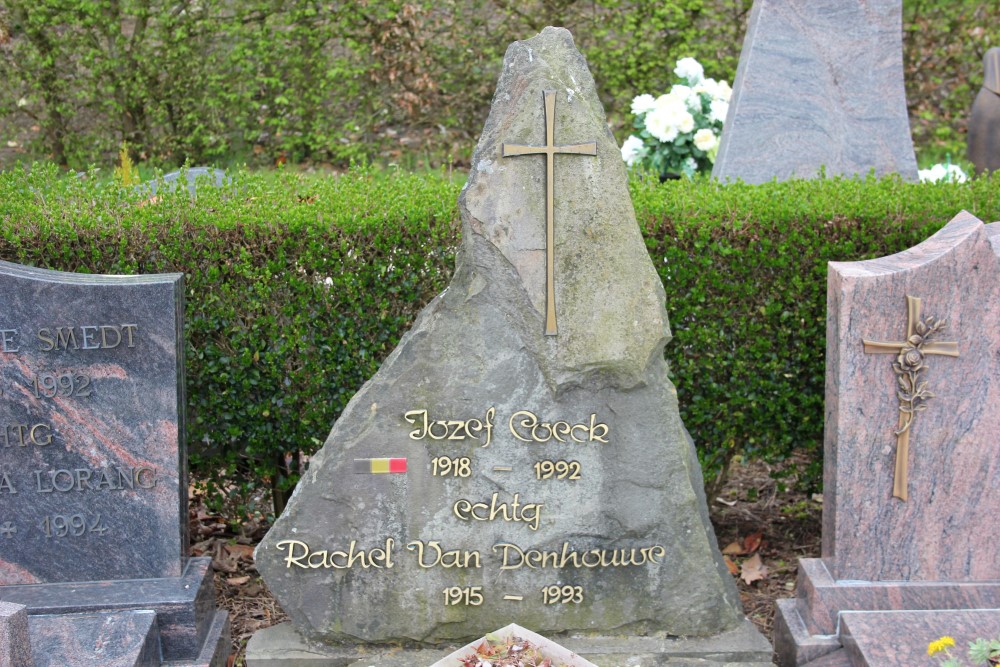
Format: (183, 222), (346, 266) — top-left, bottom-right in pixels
(191, 455), (822, 666)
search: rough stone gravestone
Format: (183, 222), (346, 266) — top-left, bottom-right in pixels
(0, 261), (229, 666)
(967, 48), (1000, 176)
(712, 0), (918, 184)
(247, 27), (771, 667)
(773, 212), (1000, 666)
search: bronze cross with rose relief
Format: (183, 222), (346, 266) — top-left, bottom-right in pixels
(502, 90), (597, 336)
(862, 295), (959, 501)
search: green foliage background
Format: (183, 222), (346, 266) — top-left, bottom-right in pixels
(0, 0), (993, 169)
(3, 164), (998, 509)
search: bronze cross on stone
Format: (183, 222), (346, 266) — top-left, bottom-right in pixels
(502, 90), (597, 336)
(863, 295), (959, 501)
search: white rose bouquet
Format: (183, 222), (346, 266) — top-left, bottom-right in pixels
(621, 57), (731, 179)
(918, 162), (968, 184)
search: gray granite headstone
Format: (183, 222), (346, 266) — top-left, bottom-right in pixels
(0, 261), (230, 666)
(712, 0), (918, 184)
(250, 27), (771, 667)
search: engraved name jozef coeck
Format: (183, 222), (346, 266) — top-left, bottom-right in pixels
(252, 29), (766, 664)
(0, 261), (186, 584)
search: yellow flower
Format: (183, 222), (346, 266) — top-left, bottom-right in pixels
(928, 636), (956, 656)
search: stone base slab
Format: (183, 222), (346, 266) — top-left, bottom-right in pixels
(840, 610), (1000, 667)
(162, 607), (231, 667)
(800, 650), (849, 667)
(246, 619), (773, 667)
(28, 610), (161, 667)
(0, 557), (229, 665)
(774, 558), (1000, 666)
(0, 600), (32, 667)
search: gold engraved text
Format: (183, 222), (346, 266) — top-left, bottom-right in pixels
(277, 538), (395, 569)
(493, 542), (666, 570)
(431, 456), (471, 478)
(543, 584), (583, 604)
(37, 324), (138, 351)
(406, 540), (481, 568)
(34, 466), (156, 492)
(509, 410), (609, 444)
(33, 371), (92, 399)
(40, 513), (108, 538)
(453, 492), (543, 531)
(534, 460), (581, 480)
(2, 423), (52, 447)
(404, 408), (495, 448)
(443, 586), (483, 606)
(0, 329), (18, 352)
(0, 472), (15, 494)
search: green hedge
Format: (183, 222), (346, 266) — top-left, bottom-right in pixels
(1, 1), (995, 168)
(2, 164), (997, 511)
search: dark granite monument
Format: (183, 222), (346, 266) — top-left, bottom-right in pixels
(712, 0), (918, 184)
(773, 212), (1000, 666)
(247, 27), (771, 667)
(967, 48), (1000, 176)
(0, 261), (229, 666)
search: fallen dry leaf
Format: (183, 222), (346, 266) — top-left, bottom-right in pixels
(723, 555), (739, 575)
(226, 543), (255, 560)
(722, 541), (744, 555)
(740, 553), (769, 585)
(743, 531), (764, 554)
(226, 575), (250, 586)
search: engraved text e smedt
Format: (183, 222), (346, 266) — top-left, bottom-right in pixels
(502, 90), (597, 336)
(863, 295), (958, 501)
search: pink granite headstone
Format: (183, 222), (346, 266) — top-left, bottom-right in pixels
(774, 212), (1000, 667)
(824, 211), (1000, 582)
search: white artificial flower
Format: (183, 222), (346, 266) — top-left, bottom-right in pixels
(657, 83), (701, 113)
(676, 110), (695, 134)
(709, 99), (729, 124)
(666, 84), (693, 103)
(631, 94), (657, 116)
(646, 95), (694, 143)
(651, 94), (674, 115)
(620, 135), (646, 166)
(645, 106), (680, 143)
(714, 80), (732, 102)
(682, 156), (699, 176)
(694, 128), (718, 152)
(674, 57), (704, 84)
(693, 78), (717, 98)
(918, 163), (967, 183)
